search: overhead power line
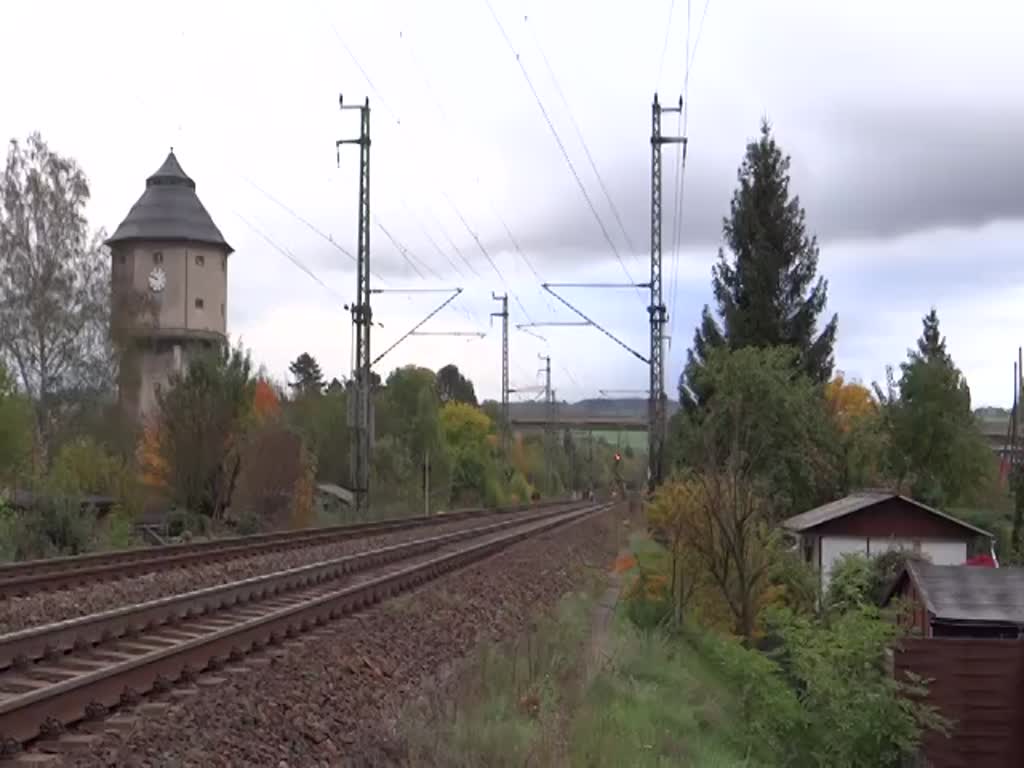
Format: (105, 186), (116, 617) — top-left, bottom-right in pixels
(243, 176), (356, 264)
(234, 212), (347, 304)
(523, 13), (637, 255)
(483, 0), (643, 301)
(376, 219), (432, 280)
(324, 8), (486, 288)
(689, 0), (714, 81)
(397, 22), (551, 323)
(656, 0), (677, 92)
(402, 200), (466, 280)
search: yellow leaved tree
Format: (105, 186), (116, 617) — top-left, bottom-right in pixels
(824, 373), (877, 433)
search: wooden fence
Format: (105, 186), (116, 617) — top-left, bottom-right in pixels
(894, 638), (1024, 767)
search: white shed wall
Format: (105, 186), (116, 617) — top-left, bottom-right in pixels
(920, 540), (967, 565)
(820, 535), (868, 592)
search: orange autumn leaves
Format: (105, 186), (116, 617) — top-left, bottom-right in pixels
(824, 373), (877, 434)
(139, 378), (292, 496)
(252, 379), (281, 422)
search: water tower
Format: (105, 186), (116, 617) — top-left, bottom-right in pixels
(107, 151), (232, 421)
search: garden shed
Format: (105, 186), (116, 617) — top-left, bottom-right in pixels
(782, 491), (993, 592)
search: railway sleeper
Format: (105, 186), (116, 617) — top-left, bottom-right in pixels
(0, 505), (606, 748)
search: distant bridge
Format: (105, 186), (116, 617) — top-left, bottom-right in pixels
(509, 418), (1016, 455)
(510, 416), (648, 432)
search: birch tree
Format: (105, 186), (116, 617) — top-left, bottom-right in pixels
(0, 133), (112, 458)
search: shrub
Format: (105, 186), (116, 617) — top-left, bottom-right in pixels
(507, 471), (533, 505)
(696, 607), (950, 767)
(97, 505), (139, 551)
(694, 627), (806, 763)
(770, 606), (949, 767)
(826, 549), (930, 614)
(0, 498), (97, 561)
(825, 552), (876, 612)
(624, 570), (672, 631)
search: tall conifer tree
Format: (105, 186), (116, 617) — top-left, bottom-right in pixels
(679, 121), (838, 413)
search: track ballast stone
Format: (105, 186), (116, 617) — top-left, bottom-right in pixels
(0, 513), (543, 635)
(64, 505), (627, 768)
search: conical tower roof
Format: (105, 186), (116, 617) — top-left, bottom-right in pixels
(106, 151), (232, 253)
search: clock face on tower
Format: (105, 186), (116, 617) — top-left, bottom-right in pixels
(148, 266), (166, 293)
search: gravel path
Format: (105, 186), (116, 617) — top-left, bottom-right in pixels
(0, 511), (546, 635)
(63, 503), (630, 768)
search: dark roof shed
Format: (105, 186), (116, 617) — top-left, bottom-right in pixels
(890, 561), (1024, 628)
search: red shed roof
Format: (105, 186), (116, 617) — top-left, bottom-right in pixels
(782, 491), (992, 538)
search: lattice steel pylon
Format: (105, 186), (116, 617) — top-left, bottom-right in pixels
(492, 293), (510, 455)
(540, 353), (553, 492)
(338, 96), (372, 515)
(649, 94), (686, 494)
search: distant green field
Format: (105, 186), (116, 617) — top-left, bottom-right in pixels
(576, 428), (648, 454)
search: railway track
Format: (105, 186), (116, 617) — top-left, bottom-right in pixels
(0, 498), (571, 599)
(0, 500), (608, 752)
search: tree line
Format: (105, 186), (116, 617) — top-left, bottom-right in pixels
(628, 119), (991, 766)
(649, 119), (1006, 644)
(0, 132), (645, 559)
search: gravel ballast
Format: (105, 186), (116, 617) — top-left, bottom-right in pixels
(0, 509), (559, 635)
(63, 503), (630, 768)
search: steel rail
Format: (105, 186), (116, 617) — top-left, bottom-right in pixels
(0, 501), (586, 672)
(0, 502), (610, 748)
(0, 497), (572, 598)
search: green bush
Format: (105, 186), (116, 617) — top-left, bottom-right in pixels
(826, 549), (930, 613)
(0, 504), (17, 562)
(696, 608), (949, 767)
(771, 606), (949, 767)
(506, 470), (533, 505)
(97, 505), (139, 551)
(166, 507), (213, 539)
(623, 570), (672, 631)
(695, 626), (806, 763)
(0, 498), (98, 561)
(825, 552), (876, 612)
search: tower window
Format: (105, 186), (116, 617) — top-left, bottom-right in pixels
(153, 251), (163, 264)
(222, 255), (226, 272)
(195, 298), (205, 309)
(195, 254), (205, 267)
(221, 303), (225, 318)
(117, 252), (126, 265)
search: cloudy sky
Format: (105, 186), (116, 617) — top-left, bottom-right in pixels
(3, 0), (1023, 405)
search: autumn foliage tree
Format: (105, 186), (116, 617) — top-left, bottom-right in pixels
(825, 373), (876, 432)
(826, 373), (889, 491)
(233, 379), (314, 531)
(647, 477), (707, 628)
(440, 401), (500, 506)
(668, 347), (838, 640)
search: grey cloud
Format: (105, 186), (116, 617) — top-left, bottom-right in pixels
(500, 105), (1024, 264)
(810, 105), (1024, 241)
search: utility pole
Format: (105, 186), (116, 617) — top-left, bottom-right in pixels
(649, 93), (686, 494)
(491, 293), (510, 455)
(539, 354), (553, 493)
(338, 96), (372, 516)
